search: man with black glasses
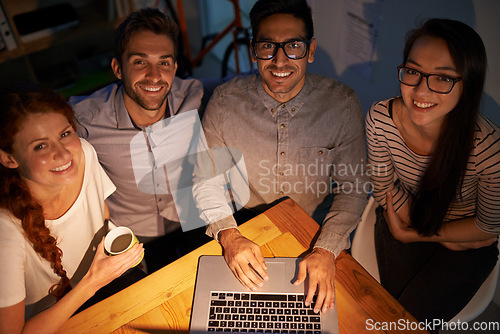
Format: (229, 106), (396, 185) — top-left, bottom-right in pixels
(194, 0), (367, 314)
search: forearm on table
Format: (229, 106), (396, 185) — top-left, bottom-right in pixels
(22, 278), (96, 334)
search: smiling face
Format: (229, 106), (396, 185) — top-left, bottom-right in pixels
(0, 112), (83, 194)
(400, 35), (463, 131)
(112, 30), (178, 126)
(253, 13), (316, 103)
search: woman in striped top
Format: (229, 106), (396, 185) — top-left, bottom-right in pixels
(365, 18), (499, 324)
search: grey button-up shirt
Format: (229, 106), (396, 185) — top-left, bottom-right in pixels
(194, 74), (368, 257)
(69, 77), (204, 237)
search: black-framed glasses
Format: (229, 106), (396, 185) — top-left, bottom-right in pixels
(252, 40), (312, 60)
(397, 65), (462, 94)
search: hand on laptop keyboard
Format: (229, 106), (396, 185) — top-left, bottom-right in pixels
(219, 228), (269, 291)
(293, 248), (336, 313)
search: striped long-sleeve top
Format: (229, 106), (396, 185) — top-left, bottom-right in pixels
(365, 98), (500, 234)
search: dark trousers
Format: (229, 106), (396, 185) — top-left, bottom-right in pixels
(375, 206), (498, 323)
(141, 225), (212, 273)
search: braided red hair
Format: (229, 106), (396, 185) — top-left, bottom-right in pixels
(0, 83), (76, 300)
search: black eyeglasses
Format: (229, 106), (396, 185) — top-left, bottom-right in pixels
(252, 40), (312, 60)
(397, 65), (462, 94)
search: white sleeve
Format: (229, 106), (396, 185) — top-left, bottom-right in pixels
(0, 211), (27, 307)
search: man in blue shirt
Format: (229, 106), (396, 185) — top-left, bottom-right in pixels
(70, 8), (209, 273)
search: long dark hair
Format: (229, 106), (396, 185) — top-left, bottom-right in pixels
(404, 19), (487, 235)
(0, 83), (76, 300)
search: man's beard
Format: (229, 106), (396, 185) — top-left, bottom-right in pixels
(124, 81), (170, 111)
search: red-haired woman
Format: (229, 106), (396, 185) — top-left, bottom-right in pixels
(0, 84), (144, 333)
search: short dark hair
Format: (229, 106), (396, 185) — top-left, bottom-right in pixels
(114, 8), (179, 65)
(249, 0), (314, 40)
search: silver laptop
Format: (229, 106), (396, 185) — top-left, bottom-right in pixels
(190, 255), (339, 333)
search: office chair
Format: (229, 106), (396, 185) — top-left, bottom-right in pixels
(351, 195), (500, 323)
(449, 240), (500, 323)
(351, 196), (380, 282)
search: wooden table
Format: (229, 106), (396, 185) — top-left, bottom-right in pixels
(57, 199), (426, 333)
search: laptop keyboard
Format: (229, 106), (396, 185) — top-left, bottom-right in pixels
(207, 291), (321, 333)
